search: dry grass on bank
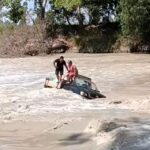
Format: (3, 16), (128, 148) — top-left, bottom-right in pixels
(0, 25), (47, 57)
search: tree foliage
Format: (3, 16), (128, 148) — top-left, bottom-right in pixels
(53, 0), (82, 11)
(119, 0), (150, 38)
(34, 0), (48, 20)
(0, 0), (25, 23)
(9, 0), (25, 23)
(49, 0), (118, 25)
(1, 0), (150, 40)
(82, 0), (118, 24)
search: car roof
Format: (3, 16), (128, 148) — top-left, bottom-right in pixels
(76, 75), (91, 82)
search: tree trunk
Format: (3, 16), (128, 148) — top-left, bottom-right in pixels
(63, 8), (71, 25)
(77, 6), (83, 26)
(37, 0), (48, 20)
(38, 0), (45, 20)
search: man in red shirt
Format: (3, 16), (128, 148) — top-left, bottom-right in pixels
(67, 60), (78, 82)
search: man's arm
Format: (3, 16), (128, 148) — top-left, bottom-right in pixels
(53, 59), (57, 68)
(72, 66), (78, 81)
(74, 66), (78, 76)
(64, 61), (68, 71)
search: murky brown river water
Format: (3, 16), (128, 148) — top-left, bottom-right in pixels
(0, 53), (150, 150)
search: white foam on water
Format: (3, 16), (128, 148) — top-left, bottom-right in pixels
(112, 122), (150, 150)
(0, 54), (150, 120)
(0, 55), (150, 150)
(0, 71), (112, 119)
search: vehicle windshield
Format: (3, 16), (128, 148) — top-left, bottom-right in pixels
(91, 82), (98, 91)
(75, 78), (97, 90)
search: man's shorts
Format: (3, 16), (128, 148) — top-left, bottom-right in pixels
(55, 69), (64, 76)
(67, 72), (75, 78)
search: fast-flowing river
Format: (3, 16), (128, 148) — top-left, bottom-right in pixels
(0, 54), (150, 150)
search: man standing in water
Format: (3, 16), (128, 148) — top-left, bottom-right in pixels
(53, 56), (68, 83)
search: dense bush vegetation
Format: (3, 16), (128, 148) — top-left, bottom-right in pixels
(0, 0), (150, 55)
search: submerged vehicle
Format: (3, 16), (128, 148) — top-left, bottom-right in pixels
(44, 75), (105, 99)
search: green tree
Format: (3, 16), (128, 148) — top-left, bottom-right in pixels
(119, 0), (150, 38)
(9, 0), (24, 23)
(83, 0), (118, 25)
(48, 0), (72, 25)
(1, 0), (25, 23)
(34, 0), (48, 20)
(53, 0), (82, 11)
(50, 0), (118, 25)
(52, 0), (84, 25)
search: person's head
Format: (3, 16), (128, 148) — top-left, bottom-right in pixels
(67, 60), (72, 66)
(60, 56), (64, 62)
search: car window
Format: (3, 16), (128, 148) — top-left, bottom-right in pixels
(91, 82), (97, 90)
(74, 78), (98, 91)
(75, 78), (92, 88)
